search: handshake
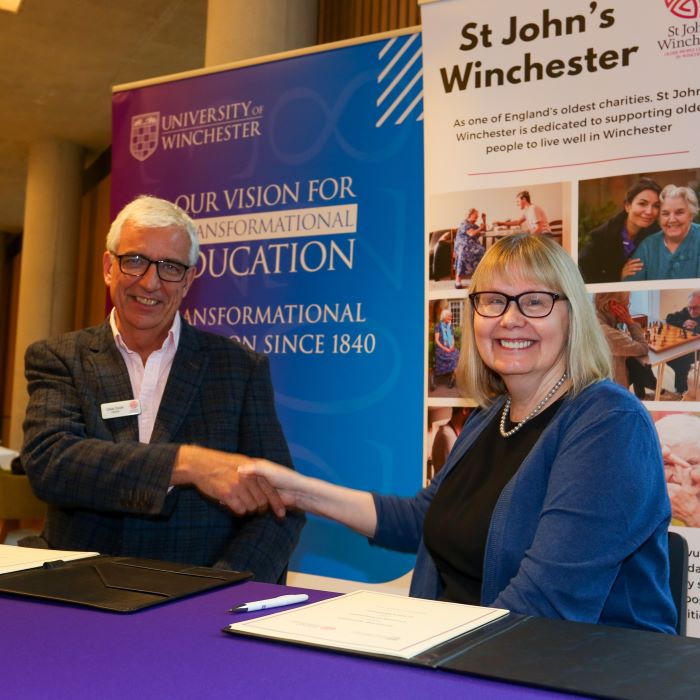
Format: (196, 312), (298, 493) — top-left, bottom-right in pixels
(171, 445), (304, 518)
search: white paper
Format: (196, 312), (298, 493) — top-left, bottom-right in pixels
(0, 446), (19, 471)
(227, 589), (508, 659)
(0, 544), (99, 575)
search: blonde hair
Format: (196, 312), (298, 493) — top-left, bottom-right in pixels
(457, 234), (612, 405)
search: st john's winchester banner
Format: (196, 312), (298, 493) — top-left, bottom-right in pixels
(421, 0), (700, 635)
(111, 32), (425, 584)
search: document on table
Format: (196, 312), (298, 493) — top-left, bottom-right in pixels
(227, 589), (509, 660)
(0, 544), (98, 575)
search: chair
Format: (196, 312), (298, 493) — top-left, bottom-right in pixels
(0, 470), (47, 543)
(668, 531), (688, 635)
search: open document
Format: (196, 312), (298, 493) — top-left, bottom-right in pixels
(0, 544), (98, 575)
(226, 589), (509, 660)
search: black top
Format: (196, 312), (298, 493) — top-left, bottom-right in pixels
(578, 210), (658, 284)
(423, 398), (563, 605)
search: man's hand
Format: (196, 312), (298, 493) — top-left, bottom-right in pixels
(171, 445), (286, 517)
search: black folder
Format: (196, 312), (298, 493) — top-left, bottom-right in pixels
(227, 610), (700, 700)
(0, 555), (251, 612)
(421, 614), (700, 700)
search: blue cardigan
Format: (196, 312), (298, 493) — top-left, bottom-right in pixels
(371, 380), (676, 633)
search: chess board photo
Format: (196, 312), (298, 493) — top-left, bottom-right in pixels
(645, 322), (697, 353)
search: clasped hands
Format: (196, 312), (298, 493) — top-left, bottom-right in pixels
(663, 445), (700, 527)
(172, 445), (296, 518)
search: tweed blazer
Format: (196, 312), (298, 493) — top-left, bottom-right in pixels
(21, 319), (304, 583)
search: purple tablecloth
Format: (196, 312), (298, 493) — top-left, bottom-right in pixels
(1, 581), (583, 699)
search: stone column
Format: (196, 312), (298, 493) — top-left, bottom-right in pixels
(205, 0), (318, 66)
(8, 138), (84, 449)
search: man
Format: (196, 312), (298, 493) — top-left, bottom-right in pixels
(21, 196), (304, 582)
(493, 190), (551, 235)
(666, 290), (700, 395)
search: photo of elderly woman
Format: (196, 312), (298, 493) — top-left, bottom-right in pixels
(626, 185), (700, 281)
(654, 412), (700, 527)
(579, 178), (661, 283)
(578, 168), (700, 284)
(428, 299), (463, 396)
(454, 208), (486, 288)
(429, 182), (569, 293)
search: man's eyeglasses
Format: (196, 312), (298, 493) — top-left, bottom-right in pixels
(469, 291), (567, 318)
(113, 254), (190, 282)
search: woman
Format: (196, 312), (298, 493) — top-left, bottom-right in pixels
(578, 178), (661, 283)
(431, 308), (458, 390)
(594, 291), (656, 400)
(627, 185), (700, 281)
(454, 208), (486, 288)
(244, 234), (676, 633)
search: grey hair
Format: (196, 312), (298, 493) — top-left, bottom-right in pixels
(660, 185), (699, 217)
(655, 414), (700, 447)
(106, 195), (199, 265)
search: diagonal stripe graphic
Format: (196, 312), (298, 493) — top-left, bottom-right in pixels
(376, 34), (423, 128)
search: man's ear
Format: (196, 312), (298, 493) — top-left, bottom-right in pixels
(181, 266), (196, 298)
(102, 250), (113, 285)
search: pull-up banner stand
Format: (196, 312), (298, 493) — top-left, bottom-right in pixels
(112, 30), (425, 587)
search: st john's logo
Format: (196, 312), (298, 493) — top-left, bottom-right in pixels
(130, 112), (160, 161)
(666, 0), (699, 19)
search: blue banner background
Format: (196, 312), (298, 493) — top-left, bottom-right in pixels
(112, 34), (424, 582)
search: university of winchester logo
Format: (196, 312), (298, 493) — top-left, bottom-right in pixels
(666, 0), (699, 19)
(130, 112), (160, 161)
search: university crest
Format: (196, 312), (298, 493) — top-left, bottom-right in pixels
(130, 112), (160, 161)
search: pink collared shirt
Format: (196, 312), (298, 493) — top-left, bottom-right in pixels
(109, 309), (181, 444)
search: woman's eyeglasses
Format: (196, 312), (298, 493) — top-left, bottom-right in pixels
(469, 291), (567, 318)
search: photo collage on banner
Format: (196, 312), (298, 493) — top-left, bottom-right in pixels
(421, 0), (700, 633)
(111, 32), (425, 588)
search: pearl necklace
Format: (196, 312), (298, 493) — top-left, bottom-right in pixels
(499, 372), (568, 438)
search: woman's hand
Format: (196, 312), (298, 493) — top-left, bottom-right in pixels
(239, 460), (310, 510)
(607, 299), (635, 326)
(621, 257), (644, 279)
(240, 459), (378, 536)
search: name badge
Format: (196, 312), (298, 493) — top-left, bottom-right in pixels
(101, 399), (141, 420)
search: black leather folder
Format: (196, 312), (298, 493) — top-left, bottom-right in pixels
(0, 555), (251, 612)
(420, 614), (700, 700)
(228, 609), (700, 700)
